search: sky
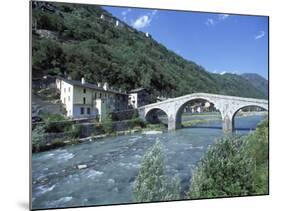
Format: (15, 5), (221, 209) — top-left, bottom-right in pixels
(103, 6), (268, 79)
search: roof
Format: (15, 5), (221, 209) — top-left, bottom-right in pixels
(129, 88), (146, 93)
(57, 76), (127, 95)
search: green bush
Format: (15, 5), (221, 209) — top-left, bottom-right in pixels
(101, 115), (113, 134)
(32, 124), (46, 152)
(41, 113), (71, 133)
(133, 140), (180, 202)
(187, 119), (269, 199)
(68, 124), (81, 138)
(129, 118), (146, 128)
(187, 135), (256, 199)
(244, 119), (269, 194)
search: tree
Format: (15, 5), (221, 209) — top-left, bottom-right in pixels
(101, 114), (113, 134)
(187, 135), (256, 199)
(243, 119), (269, 194)
(133, 140), (180, 202)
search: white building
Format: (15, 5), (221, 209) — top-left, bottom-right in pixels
(128, 88), (150, 109)
(56, 77), (128, 121)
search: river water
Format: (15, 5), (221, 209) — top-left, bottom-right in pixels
(32, 114), (267, 209)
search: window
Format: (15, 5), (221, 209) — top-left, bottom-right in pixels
(64, 88), (66, 93)
(94, 93), (97, 99)
(68, 87), (71, 92)
(87, 107), (91, 114)
(64, 97), (66, 104)
(68, 96), (70, 101)
(83, 97), (86, 104)
(100, 93), (102, 98)
(80, 107), (84, 115)
(83, 88), (86, 93)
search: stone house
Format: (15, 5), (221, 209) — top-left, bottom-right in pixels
(128, 88), (150, 109)
(56, 77), (128, 121)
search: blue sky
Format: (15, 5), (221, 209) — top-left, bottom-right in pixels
(103, 6), (268, 79)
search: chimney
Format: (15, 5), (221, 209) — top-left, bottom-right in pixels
(115, 20), (119, 27)
(103, 82), (109, 91)
(81, 77), (86, 84)
(97, 82), (102, 87)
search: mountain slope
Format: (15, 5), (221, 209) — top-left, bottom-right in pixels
(241, 73), (268, 98)
(32, 2), (267, 99)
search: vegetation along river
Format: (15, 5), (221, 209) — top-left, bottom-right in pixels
(32, 114), (267, 209)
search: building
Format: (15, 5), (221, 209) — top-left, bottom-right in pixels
(128, 88), (150, 109)
(56, 77), (128, 121)
(32, 75), (56, 89)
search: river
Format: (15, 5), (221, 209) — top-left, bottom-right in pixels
(31, 114), (267, 209)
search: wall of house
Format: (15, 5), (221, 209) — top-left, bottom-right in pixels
(129, 93), (138, 109)
(137, 91), (150, 107)
(96, 98), (107, 121)
(59, 81), (73, 117)
(73, 86), (93, 105)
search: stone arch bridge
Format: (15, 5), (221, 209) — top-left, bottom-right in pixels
(138, 93), (268, 133)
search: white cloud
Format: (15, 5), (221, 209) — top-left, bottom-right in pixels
(205, 14), (230, 27)
(220, 71), (226, 75)
(218, 14), (230, 20)
(132, 15), (151, 29)
(205, 18), (215, 26)
(131, 10), (158, 29)
(255, 31), (265, 40)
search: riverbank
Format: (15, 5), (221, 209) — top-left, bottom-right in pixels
(32, 112), (267, 153)
(32, 117), (166, 153)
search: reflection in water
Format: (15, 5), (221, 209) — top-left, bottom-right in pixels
(32, 115), (266, 209)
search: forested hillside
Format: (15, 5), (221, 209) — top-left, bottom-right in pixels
(241, 73), (268, 98)
(32, 2), (267, 99)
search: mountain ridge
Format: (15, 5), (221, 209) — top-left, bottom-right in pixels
(32, 1), (268, 100)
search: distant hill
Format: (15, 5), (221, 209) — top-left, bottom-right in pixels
(31, 1), (267, 100)
(241, 73), (268, 98)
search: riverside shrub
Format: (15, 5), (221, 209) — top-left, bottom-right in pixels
(187, 136), (256, 199)
(133, 140), (180, 202)
(244, 119), (269, 194)
(187, 119), (269, 198)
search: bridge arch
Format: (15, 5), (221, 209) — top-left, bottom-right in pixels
(175, 97), (221, 129)
(230, 104), (268, 132)
(144, 107), (169, 126)
(138, 93), (268, 133)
